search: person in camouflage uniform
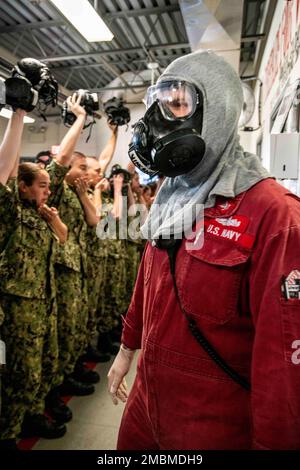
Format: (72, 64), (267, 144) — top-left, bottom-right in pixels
(96, 174), (128, 353)
(94, 188), (118, 342)
(48, 163), (89, 380)
(0, 305), (4, 419)
(0, 110), (68, 449)
(84, 123), (118, 358)
(125, 172), (147, 309)
(46, 94), (99, 402)
(86, 178), (113, 358)
(0, 112), (23, 425)
(125, 238), (142, 306)
(86, 184), (106, 342)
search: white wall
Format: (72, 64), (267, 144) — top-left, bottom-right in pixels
(243, 0), (300, 176)
(239, 128), (262, 156)
(0, 102), (146, 173)
(0, 117), (99, 156)
(259, 1), (289, 171)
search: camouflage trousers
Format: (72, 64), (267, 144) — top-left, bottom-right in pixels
(55, 264), (88, 381)
(0, 304), (3, 417)
(87, 255), (107, 340)
(0, 294), (58, 440)
(125, 242), (142, 310)
(98, 240), (127, 333)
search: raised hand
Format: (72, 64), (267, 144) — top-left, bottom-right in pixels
(67, 93), (86, 118)
(108, 119), (118, 134)
(113, 173), (124, 192)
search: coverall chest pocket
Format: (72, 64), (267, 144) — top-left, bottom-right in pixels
(179, 239), (251, 324)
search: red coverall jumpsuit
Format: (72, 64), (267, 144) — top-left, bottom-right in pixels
(118, 178), (300, 450)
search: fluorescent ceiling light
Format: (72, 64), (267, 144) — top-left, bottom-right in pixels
(50, 0), (114, 42)
(0, 108), (35, 123)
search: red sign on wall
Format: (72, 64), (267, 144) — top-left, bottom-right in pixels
(264, 0), (300, 102)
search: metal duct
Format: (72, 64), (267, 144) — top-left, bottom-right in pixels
(99, 70), (153, 104)
(179, 0), (244, 71)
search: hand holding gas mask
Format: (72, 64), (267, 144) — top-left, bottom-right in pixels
(65, 93), (87, 119)
(61, 89), (99, 127)
(109, 164), (131, 197)
(61, 89), (99, 142)
(0, 58), (58, 114)
(0, 75), (38, 112)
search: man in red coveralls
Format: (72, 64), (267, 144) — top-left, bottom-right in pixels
(107, 50), (300, 450)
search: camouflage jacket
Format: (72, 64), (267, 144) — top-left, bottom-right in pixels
(0, 183), (53, 299)
(97, 192), (129, 260)
(0, 179), (17, 253)
(86, 188), (109, 259)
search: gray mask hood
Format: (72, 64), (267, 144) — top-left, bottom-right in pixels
(141, 50), (270, 240)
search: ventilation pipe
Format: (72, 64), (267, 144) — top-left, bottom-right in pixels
(179, 0), (244, 72)
(99, 69), (155, 105)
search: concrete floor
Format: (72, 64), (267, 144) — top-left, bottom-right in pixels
(33, 354), (138, 450)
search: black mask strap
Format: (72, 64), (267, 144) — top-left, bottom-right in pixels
(83, 116), (96, 143)
(156, 237), (251, 391)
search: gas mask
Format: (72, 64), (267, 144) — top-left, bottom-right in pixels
(0, 58), (58, 115)
(12, 58), (58, 109)
(129, 80), (205, 177)
(103, 97), (130, 127)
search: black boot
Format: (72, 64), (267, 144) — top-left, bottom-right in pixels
(98, 332), (119, 355)
(20, 414), (66, 439)
(80, 344), (110, 363)
(45, 388), (73, 423)
(58, 376), (95, 396)
(71, 359), (100, 384)
(0, 439), (19, 450)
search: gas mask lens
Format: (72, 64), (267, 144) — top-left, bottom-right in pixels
(146, 80), (198, 120)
